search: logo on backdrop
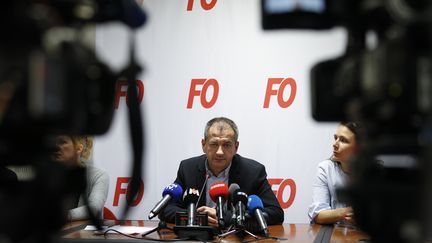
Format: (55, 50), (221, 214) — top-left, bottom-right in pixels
(268, 178), (296, 209)
(187, 0), (217, 11)
(263, 78), (297, 108)
(115, 80), (145, 109)
(113, 177), (145, 207)
(187, 78), (219, 109)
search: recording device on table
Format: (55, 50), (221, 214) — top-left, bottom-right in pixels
(0, 1), (146, 242)
(173, 188), (217, 240)
(262, 0), (432, 242)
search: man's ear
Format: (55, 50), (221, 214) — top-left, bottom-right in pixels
(235, 141), (239, 152)
(201, 138), (206, 153)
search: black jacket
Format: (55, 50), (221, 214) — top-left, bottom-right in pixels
(160, 154), (284, 226)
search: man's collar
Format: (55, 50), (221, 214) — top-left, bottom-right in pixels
(205, 158), (232, 177)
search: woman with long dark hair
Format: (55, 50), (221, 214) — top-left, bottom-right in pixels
(308, 122), (361, 224)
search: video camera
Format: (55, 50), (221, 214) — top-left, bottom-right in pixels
(0, 1), (145, 242)
(262, 0), (432, 242)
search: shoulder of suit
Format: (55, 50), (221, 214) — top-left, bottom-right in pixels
(180, 154), (206, 166)
(234, 154), (264, 170)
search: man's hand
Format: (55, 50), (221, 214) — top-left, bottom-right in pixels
(197, 206), (218, 227)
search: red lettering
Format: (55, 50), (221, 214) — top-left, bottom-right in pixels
(277, 179), (296, 209)
(201, 0), (217, 10)
(200, 78), (219, 108)
(187, 78), (219, 109)
(187, 0), (194, 11)
(187, 79), (206, 108)
(268, 178), (296, 209)
(278, 78), (297, 108)
(268, 178), (283, 196)
(115, 80), (128, 109)
(263, 78), (297, 108)
(114, 80), (145, 109)
(126, 179), (145, 206)
(113, 177), (129, 206)
(187, 0), (217, 11)
(113, 177), (145, 207)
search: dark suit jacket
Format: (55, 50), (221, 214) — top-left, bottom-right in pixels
(160, 154), (284, 226)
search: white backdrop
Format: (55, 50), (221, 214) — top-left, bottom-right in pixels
(94, 0), (346, 223)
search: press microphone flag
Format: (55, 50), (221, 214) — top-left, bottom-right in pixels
(209, 182), (229, 228)
(183, 188), (200, 226)
(148, 183), (183, 219)
(247, 195), (269, 237)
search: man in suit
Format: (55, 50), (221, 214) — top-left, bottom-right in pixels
(160, 117), (284, 228)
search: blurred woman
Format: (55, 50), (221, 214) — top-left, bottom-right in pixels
(53, 135), (109, 221)
(308, 122), (360, 224)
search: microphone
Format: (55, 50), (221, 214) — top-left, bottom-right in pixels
(196, 171), (210, 207)
(148, 183), (183, 219)
(247, 195), (269, 237)
(183, 188), (200, 226)
(231, 186), (248, 228)
(228, 183), (240, 225)
(94, 0), (147, 28)
(209, 182), (229, 228)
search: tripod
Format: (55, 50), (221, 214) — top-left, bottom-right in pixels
(142, 220), (172, 237)
(218, 224), (259, 240)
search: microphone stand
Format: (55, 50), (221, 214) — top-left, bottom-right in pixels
(142, 220), (172, 237)
(218, 224), (259, 240)
(218, 209), (259, 240)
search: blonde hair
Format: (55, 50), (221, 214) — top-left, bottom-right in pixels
(70, 136), (93, 166)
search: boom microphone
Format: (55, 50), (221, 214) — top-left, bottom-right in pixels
(148, 183), (183, 219)
(183, 188), (200, 226)
(209, 182), (229, 228)
(247, 195), (269, 237)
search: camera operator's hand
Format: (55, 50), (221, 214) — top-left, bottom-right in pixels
(197, 206), (218, 227)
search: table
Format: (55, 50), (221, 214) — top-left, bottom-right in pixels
(61, 220), (370, 242)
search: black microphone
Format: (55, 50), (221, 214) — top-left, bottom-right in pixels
(247, 195), (269, 237)
(231, 186), (248, 228)
(183, 188), (200, 226)
(148, 183), (183, 219)
(228, 183), (240, 224)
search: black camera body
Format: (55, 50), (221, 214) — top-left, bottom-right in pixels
(262, 0), (432, 242)
(0, 1), (145, 242)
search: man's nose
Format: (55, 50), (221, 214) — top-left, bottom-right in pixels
(216, 145), (224, 154)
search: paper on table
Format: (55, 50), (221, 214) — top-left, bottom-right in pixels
(85, 225), (154, 235)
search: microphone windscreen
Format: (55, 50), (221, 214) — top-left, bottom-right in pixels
(229, 183), (240, 202)
(95, 0), (146, 29)
(233, 191), (248, 204)
(162, 183), (183, 202)
(183, 188), (200, 204)
(247, 195), (264, 214)
(209, 182), (229, 202)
